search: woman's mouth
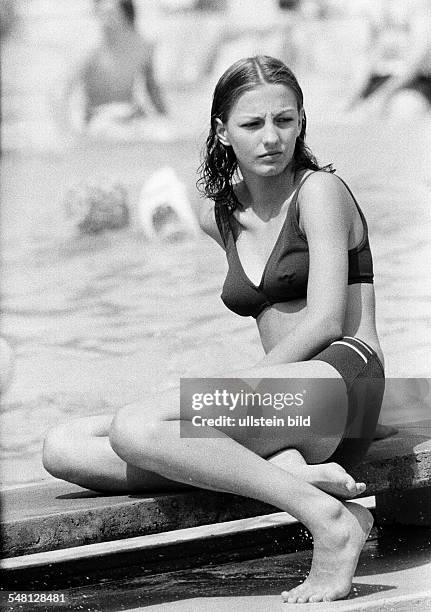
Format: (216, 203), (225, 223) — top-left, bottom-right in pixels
(259, 152), (283, 160)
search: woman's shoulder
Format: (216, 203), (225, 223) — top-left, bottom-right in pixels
(297, 171), (356, 208)
(296, 171), (356, 228)
(297, 169), (345, 194)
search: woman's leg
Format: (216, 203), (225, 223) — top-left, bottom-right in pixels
(42, 413), (362, 498)
(42, 415), (190, 492)
(109, 360), (373, 602)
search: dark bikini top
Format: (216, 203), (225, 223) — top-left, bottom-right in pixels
(215, 172), (374, 319)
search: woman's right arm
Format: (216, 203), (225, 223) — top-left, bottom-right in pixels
(198, 200), (225, 249)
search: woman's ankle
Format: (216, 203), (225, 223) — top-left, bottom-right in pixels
(307, 496), (344, 532)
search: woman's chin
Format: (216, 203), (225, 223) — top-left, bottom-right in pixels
(255, 164), (287, 177)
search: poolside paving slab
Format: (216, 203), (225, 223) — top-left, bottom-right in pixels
(124, 560), (431, 612)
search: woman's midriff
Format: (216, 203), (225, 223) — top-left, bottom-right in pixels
(256, 284), (384, 366)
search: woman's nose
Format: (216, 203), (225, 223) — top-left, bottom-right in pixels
(262, 122), (279, 147)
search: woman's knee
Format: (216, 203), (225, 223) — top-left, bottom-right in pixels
(42, 417), (104, 478)
(43, 422), (79, 478)
(109, 403), (165, 464)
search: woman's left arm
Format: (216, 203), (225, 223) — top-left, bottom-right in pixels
(256, 172), (351, 366)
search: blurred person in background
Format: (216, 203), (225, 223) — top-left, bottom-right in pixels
(345, 0), (431, 118)
(277, 0), (302, 70)
(200, 0), (294, 79)
(55, 0), (168, 136)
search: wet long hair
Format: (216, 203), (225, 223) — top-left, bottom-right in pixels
(197, 55), (332, 212)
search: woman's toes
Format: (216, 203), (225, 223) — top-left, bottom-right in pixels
(281, 589), (299, 603)
(281, 590), (291, 602)
(345, 476), (366, 497)
(283, 585), (310, 603)
(285, 594), (298, 603)
(356, 482), (366, 494)
(309, 594), (323, 602)
(345, 477), (357, 493)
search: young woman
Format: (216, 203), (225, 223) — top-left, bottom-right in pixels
(44, 56), (386, 603)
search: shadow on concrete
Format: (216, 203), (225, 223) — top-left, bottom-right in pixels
(56, 490), (106, 499)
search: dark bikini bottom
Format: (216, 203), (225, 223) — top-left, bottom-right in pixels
(311, 336), (385, 470)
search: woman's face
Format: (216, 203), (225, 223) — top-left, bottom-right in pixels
(216, 83), (303, 179)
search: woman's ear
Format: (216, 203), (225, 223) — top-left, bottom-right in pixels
(215, 118), (231, 147)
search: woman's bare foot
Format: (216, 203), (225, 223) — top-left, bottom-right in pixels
(282, 502), (373, 604)
(269, 449), (365, 499)
(295, 463), (366, 499)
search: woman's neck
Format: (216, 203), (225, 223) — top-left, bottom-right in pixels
(239, 165), (297, 219)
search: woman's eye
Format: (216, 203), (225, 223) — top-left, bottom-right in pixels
(277, 117), (292, 124)
(242, 122), (260, 128)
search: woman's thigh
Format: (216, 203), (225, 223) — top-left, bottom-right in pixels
(153, 359), (348, 463)
(44, 414), (192, 492)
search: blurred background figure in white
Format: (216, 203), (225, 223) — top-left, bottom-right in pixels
(137, 167), (200, 240)
(56, 0), (168, 136)
(344, 0), (431, 119)
(199, 0), (300, 82)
